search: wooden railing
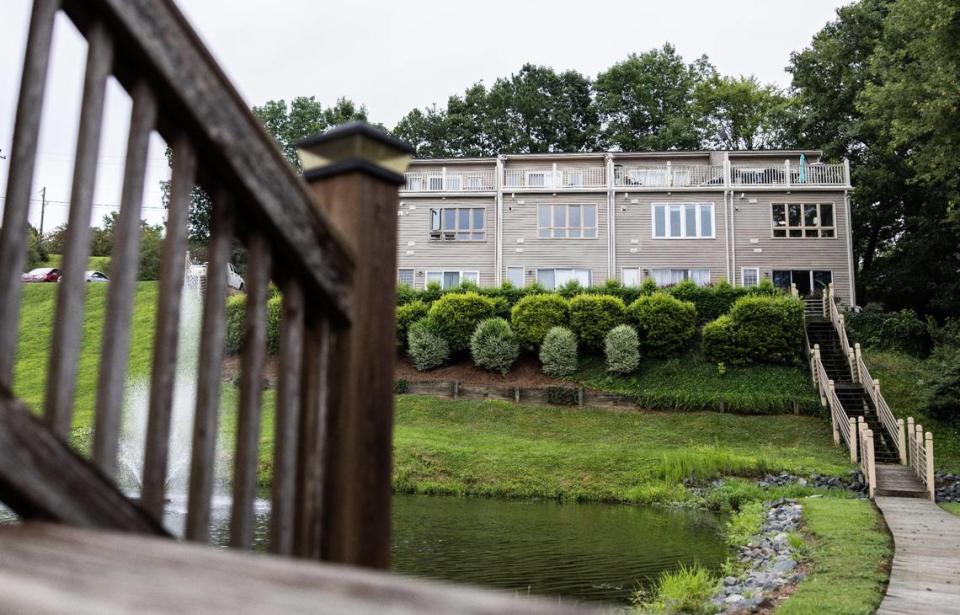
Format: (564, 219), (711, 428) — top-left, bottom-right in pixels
(907, 418), (936, 500)
(811, 344), (857, 462)
(0, 0), (405, 567)
(857, 417), (877, 498)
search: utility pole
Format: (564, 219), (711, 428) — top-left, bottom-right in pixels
(39, 186), (47, 236)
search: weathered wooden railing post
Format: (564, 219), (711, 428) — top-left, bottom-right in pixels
(906, 416), (915, 467)
(849, 416), (858, 462)
(897, 418), (907, 465)
(297, 123), (413, 569)
(925, 431), (935, 501)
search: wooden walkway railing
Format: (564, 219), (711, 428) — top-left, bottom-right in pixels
(807, 284), (936, 500)
(0, 0), (410, 564)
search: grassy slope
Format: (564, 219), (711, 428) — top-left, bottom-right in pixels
(575, 354), (820, 414)
(45, 253), (112, 272)
(778, 498), (891, 615)
(15, 282), (158, 445)
(394, 395), (851, 504)
(865, 350), (960, 473)
(942, 503), (960, 517)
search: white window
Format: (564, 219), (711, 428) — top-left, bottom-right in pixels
(651, 268), (711, 287)
(536, 268), (591, 290)
(430, 207), (485, 241)
(425, 270), (479, 289)
(507, 266), (524, 287)
(622, 267), (641, 287)
(742, 267), (760, 288)
(537, 204), (597, 239)
(652, 203), (715, 239)
(772, 203), (835, 238)
(397, 269), (414, 287)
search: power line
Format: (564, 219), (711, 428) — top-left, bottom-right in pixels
(0, 196), (167, 210)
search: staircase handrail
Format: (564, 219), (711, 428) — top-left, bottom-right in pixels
(811, 344), (856, 460)
(854, 344), (905, 463)
(826, 284), (856, 380)
(907, 419), (936, 501)
(857, 418), (877, 498)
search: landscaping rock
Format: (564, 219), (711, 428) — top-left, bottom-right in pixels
(935, 472), (960, 503)
(710, 499), (806, 614)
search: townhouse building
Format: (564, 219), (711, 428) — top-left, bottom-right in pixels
(396, 150), (856, 305)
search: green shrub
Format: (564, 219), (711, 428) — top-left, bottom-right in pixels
(396, 283), (418, 306)
(225, 294), (246, 354)
(668, 279), (746, 322)
(396, 300), (429, 350)
(394, 378), (409, 394)
(511, 294), (569, 349)
(927, 362), (960, 424)
(627, 293), (697, 357)
(266, 295), (282, 354)
(545, 386), (580, 405)
(407, 318), (450, 371)
(568, 294), (627, 352)
(728, 295), (805, 365)
(605, 324), (640, 374)
(701, 315), (743, 364)
(427, 292), (495, 353)
(726, 500), (766, 546)
(636, 563), (716, 615)
(539, 326), (578, 377)
(470, 318), (520, 374)
(846, 306), (932, 356)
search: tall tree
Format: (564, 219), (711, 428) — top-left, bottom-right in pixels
(594, 44), (713, 151)
(393, 105), (453, 158)
(695, 75), (793, 150)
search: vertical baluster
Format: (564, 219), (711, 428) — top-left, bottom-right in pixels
(230, 232), (271, 549)
(0, 0), (58, 388)
(185, 190), (233, 542)
(45, 22), (114, 438)
(269, 280), (305, 555)
(92, 83), (157, 477)
(140, 137), (196, 521)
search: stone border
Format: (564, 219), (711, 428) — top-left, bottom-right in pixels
(397, 379), (806, 414)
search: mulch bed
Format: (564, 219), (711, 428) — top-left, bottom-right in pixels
(395, 355), (564, 388)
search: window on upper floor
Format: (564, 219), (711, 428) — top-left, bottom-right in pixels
(537, 204), (597, 239)
(652, 203), (715, 239)
(651, 268), (711, 287)
(430, 207), (485, 241)
(772, 203), (835, 238)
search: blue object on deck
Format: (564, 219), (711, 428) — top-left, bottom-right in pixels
(799, 153), (807, 183)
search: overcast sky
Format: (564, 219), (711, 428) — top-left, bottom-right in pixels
(0, 0), (848, 230)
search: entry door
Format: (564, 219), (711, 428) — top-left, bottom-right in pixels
(791, 270), (812, 296)
(773, 270), (833, 297)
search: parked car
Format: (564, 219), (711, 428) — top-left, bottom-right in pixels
(188, 262), (245, 291)
(21, 268), (61, 283)
(85, 271), (109, 283)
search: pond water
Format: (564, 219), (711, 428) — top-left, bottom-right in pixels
(1, 494), (728, 606)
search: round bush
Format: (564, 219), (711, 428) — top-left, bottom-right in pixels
(668, 279), (747, 322)
(266, 295), (282, 354)
(407, 318), (450, 371)
(701, 315), (743, 364)
(627, 293), (697, 357)
(427, 292), (496, 353)
(511, 294), (569, 349)
(225, 294), (246, 354)
(539, 326), (578, 377)
(728, 295), (805, 364)
(568, 294), (627, 352)
(396, 300), (429, 350)
(470, 318), (520, 374)
(604, 324), (640, 374)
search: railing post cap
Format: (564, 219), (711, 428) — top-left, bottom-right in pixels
(297, 121), (414, 185)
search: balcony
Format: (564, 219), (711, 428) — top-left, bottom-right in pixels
(402, 168), (496, 192)
(729, 162), (847, 187)
(614, 164), (725, 188)
(503, 165), (606, 190)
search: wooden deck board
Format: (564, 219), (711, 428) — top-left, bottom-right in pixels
(0, 523), (595, 614)
(875, 496), (960, 615)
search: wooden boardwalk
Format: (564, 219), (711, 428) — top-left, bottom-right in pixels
(875, 496), (960, 614)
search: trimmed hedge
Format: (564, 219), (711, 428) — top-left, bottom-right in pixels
(627, 293), (697, 357)
(470, 317), (520, 374)
(224, 293), (281, 355)
(511, 294), (570, 349)
(427, 292), (495, 353)
(568, 294), (627, 352)
(407, 318), (450, 371)
(702, 295), (805, 365)
(605, 324), (640, 374)
(396, 300), (429, 350)
(540, 326), (578, 377)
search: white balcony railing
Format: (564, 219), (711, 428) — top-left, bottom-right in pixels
(730, 162), (847, 187)
(614, 165), (725, 188)
(503, 165), (606, 190)
(402, 169), (496, 192)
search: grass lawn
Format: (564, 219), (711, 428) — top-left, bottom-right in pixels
(941, 503), (960, 517)
(865, 350), (960, 473)
(778, 498), (891, 615)
(15, 282), (158, 447)
(574, 354), (820, 414)
(45, 253), (112, 273)
(393, 394), (852, 506)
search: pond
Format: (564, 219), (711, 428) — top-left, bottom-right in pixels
(2, 494), (729, 607)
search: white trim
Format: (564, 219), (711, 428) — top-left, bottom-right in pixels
(424, 269), (481, 289)
(651, 202), (716, 239)
(621, 267), (641, 287)
(506, 266), (524, 288)
(534, 268), (592, 290)
(397, 268), (414, 287)
(741, 267), (760, 288)
(650, 267), (712, 287)
(429, 206), (487, 242)
(536, 203), (599, 240)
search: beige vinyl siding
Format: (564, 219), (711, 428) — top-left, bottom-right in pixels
(732, 191), (854, 304)
(614, 191), (728, 285)
(501, 193), (609, 287)
(396, 196), (497, 289)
